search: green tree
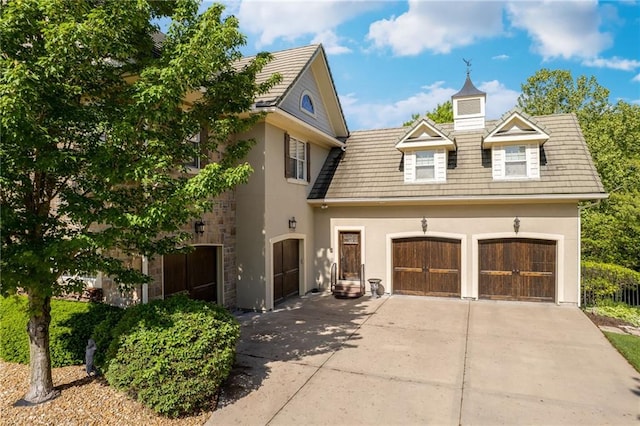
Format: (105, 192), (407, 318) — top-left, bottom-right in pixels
(403, 100), (454, 126)
(517, 68), (610, 121)
(519, 69), (640, 271)
(0, 0), (278, 403)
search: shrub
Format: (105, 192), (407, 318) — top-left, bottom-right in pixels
(581, 261), (640, 306)
(588, 301), (640, 327)
(0, 296), (29, 364)
(0, 295), (123, 367)
(103, 295), (240, 418)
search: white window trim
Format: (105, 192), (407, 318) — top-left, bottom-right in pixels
(404, 149), (447, 183)
(300, 90), (316, 118)
(492, 144), (540, 180)
(288, 136), (308, 182)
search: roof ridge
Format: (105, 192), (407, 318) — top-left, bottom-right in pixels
(242, 43), (320, 61)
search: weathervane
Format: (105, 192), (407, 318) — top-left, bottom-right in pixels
(463, 58), (472, 77)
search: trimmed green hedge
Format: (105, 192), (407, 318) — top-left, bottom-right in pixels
(581, 261), (640, 306)
(0, 296), (123, 367)
(102, 295), (240, 418)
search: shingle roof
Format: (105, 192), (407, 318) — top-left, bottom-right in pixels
(309, 113), (605, 201)
(236, 44), (320, 106)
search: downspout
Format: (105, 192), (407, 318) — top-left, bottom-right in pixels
(142, 256), (149, 304)
(577, 207), (581, 307)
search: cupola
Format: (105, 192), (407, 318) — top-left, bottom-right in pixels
(452, 68), (486, 131)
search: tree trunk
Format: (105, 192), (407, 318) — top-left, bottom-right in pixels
(24, 291), (60, 403)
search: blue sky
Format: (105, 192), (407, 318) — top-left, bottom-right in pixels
(205, 1), (640, 130)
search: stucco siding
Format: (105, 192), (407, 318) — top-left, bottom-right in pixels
(235, 124), (268, 310)
(280, 67), (334, 136)
(234, 121), (331, 311)
(313, 203), (580, 305)
(263, 123), (329, 308)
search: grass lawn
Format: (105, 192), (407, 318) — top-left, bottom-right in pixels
(603, 331), (640, 373)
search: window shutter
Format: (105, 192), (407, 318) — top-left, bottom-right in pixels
(526, 144), (540, 178)
(199, 126), (208, 166)
(404, 152), (416, 182)
(492, 147), (504, 179)
(435, 149), (447, 182)
(306, 142), (311, 182)
(284, 132), (292, 178)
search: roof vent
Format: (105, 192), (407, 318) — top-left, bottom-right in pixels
(452, 67), (486, 132)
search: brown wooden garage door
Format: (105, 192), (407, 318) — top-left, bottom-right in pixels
(273, 239), (299, 303)
(164, 246), (217, 302)
(479, 238), (556, 302)
(393, 237), (461, 297)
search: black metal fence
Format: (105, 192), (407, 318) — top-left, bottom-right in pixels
(581, 263), (640, 307)
(581, 283), (640, 307)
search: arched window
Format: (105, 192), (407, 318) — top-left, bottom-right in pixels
(300, 91), (315, 116)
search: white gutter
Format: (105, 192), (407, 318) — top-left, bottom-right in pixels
(309, 192), (609, 206)
(252, 106), (346, 148)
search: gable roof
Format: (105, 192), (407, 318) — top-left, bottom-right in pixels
(395, 117), (456, 151)
(483, 108), (550, 148)
(238, 44), (349, 138)
(237, 44), (319, 106)
(309, 113), (606, 204)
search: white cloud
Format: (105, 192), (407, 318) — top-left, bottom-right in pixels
(506, 0), (612, 60)
(310, 31), (352, 55)
(478, 80), (520, 119)
(633, 73), (640, 83)
(235, 0), (378, 48)
(492, 54), (509, 61)
(341, 80), (519, 130)
(367, 0), (504, 56)
(582, 57), (640, 71)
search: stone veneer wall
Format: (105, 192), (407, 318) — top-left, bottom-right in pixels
(101, 188), (237, 309)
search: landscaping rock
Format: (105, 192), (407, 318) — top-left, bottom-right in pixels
(0, 361), (210, 425)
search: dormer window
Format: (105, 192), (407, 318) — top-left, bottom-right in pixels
(416, 151), (435, 180)
(300, 91), (315, 116)
(504, 145), (526, 177)
(405, 149), (446, 182)
(483, 109), (548, 181)
(492, 144), (540, 180)
(395, 117), (455, 184)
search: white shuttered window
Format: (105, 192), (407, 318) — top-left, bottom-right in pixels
(404, 149), (447, 183)
(493, 144), (540, 180)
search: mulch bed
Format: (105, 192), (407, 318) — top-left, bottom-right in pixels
(583, 310), (635, 328)
(0, 361), (211, 426)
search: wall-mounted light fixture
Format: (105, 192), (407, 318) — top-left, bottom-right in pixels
(288, 217), (297, 231)
(421, 216), (428, 234)
(321, 203), (328, 209)
(513, 216), (520, 234)
(194, 219), (205, 235)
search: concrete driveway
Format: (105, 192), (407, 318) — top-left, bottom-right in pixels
(206, 294), (640, 425)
